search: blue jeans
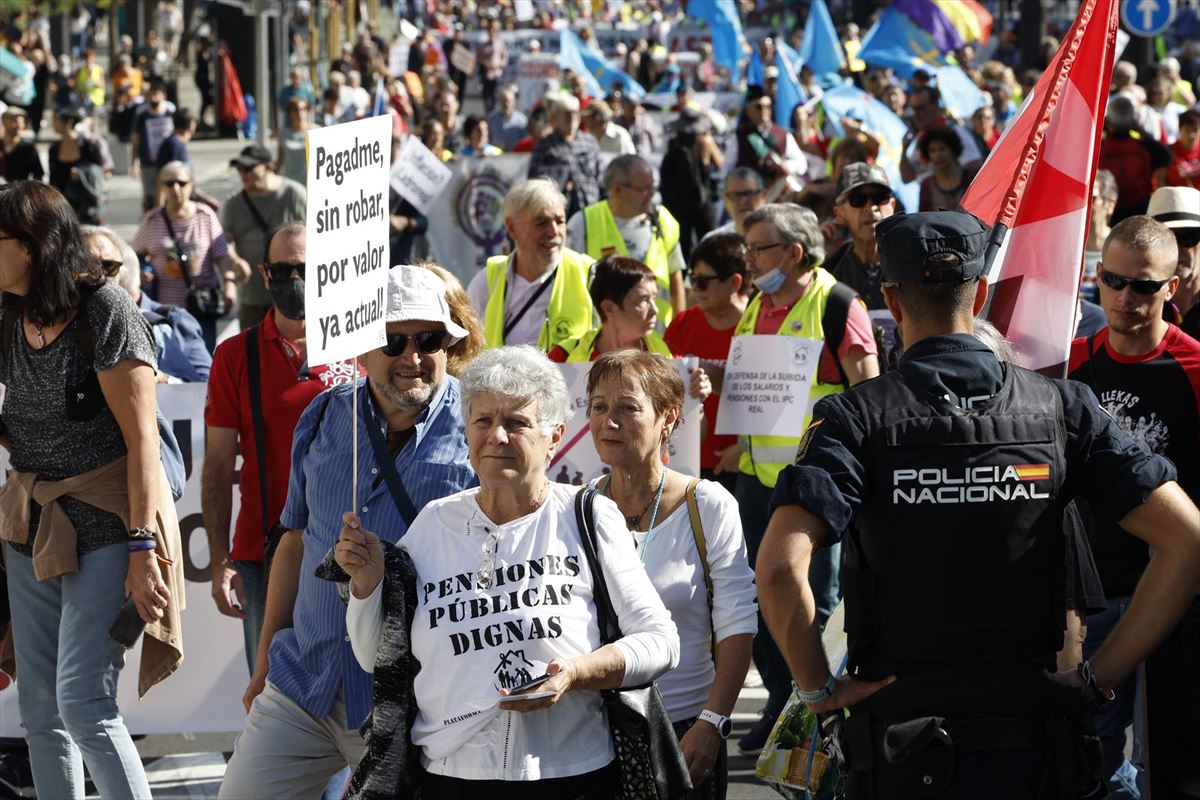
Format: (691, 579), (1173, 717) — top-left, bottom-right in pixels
(736, 473), (841, 717)
(5, 542), (152, 799)
(232, 560), (266, 676)
(1084, 597), (1142, 800)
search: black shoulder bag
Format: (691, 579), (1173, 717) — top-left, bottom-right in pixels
(573, 487), (692, 800)
(161, 209), (229, 321)
(362, 388), (420, 528)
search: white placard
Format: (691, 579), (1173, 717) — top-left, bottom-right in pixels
(450, 43), (476, 76)
(390, 135), (453, 216)
(1, 385), (248, 735)
(715, 335), (824, 437)
(515, 0), (535, 22)
(398, 18), (421, 43)
(549, 359), (701, 487)
(515, 54), (561, 112)
(305, 115), (392, 365)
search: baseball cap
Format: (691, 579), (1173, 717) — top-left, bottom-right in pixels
(385, 265), (468, 344)
(230, 144), (273, 170)
(2, 106), (27, 119)
(1146, 186), (1200, 230)
(876, 211), (991, 283)
(836, 162), (891, 203)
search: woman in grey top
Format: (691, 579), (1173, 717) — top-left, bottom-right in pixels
(0, 180), (168, 800)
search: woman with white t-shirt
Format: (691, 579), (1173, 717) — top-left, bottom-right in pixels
(336, 345), (679, 798)
(586, 349), (757, 799)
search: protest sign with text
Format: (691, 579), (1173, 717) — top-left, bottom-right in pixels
(549, 359), (701, 487)
(306, 115), (392, 365)
(390, 135), (454, 215)
(715, 335), (824, 437)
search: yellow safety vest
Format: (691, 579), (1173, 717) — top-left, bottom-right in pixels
(735, 267), (847, 488)
(582, 201), (681, 329)
(560, 328), (673, 363)
(482, 249), (594, 351)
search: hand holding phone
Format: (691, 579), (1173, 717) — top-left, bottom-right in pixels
(507, 672), (551, 695)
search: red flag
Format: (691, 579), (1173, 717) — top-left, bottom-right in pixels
(961, 0), (1118, 376)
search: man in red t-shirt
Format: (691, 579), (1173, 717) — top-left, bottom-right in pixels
(1067, 215), (1200, 798)
(1166, 109), (1200, 190)
(202, 223), (360, 673)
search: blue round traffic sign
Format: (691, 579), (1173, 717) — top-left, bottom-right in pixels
(1120, 0), (1175, 36)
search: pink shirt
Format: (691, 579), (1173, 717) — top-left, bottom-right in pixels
(755, 282), (877, 384)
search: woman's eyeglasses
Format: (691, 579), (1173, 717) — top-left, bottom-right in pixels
(99, 259), (124, 276)
(1097, 265), (1172, 295)
(265, 261), (305, 282)
(470, 513), (500, 590)
(691, 274), (722, 291)
(380, 330), (447, 356)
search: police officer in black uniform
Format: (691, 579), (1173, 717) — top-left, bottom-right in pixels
(756, 211), (1200, 799)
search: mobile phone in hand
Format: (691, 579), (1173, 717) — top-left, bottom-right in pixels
(508, 672), (551, 694)
(109, 596), (146, 649)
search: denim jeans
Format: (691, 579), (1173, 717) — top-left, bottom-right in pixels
(232, 560), (266, 676)
(736, 473), (841, 717)
(4, 542), (151, 800)
(1084, 597), (1142, 800)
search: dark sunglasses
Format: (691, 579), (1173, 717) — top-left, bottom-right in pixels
(265, 260), (305, 281)
(99, 258), (124, 276)
(163, 179), (190, 188)
(381, 330), (447, 356)
(691, 274), (723, 291)
(1174, 228), (1200, 250)
(1098, 265), (1172, 295)
(846, 189), (893, 209)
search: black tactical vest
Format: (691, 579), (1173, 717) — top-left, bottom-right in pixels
(840, 365), (1069, 678)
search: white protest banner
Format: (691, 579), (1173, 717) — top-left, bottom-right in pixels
(515, 53), (561, 111)
(305, 115), (391, 365)
(399, 17), (421, 43)
(515, 0), (535, 22)
(0, 385), (248, 735)
(549, 359), (701, 487)
(425, 153), (532, 287)
(450, 43), (477, 76)
(715, 335), (824, 437)
(390, 136), (453, 215)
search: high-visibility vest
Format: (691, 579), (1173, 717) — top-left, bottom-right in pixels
(735, 266), (848, 488)
(560, 327), (673, 362)
(582, 201), (680, 329)
(482, 249), (594, 351)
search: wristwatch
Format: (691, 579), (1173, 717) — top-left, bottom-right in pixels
(698, 709), (732, 739)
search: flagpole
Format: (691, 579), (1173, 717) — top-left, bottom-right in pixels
(978, 222), (1008, 320)
(352, 356), (358, 516)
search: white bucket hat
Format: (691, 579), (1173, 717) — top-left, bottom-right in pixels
(1146, 186), (1200, 230)
(384, 265), (469, 344)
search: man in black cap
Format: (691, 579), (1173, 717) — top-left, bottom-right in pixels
(828, 162), (897, 312)
(756, 210), (1200, 799)
(222, 143), (307, 329)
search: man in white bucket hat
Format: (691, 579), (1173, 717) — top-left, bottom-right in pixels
(219, 264), (475, 800)
(1147, 185), (1200, 338)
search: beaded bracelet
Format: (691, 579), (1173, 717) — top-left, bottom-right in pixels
(127, 540), (158, 553)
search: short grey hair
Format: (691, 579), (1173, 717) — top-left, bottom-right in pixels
(543, 92), (580, 116)
(460, 346), (572, 432)
(724, 167), (763, 192)
(744, 203), (825, 268)
(503, 178), (566, 222)
(602, 153), (650, 192)
(80, 224), (140, 298)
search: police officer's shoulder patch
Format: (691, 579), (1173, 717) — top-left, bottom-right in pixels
(794, 418), (824, 464)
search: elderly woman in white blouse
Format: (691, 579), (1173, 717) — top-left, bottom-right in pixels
(587, 349), (757, 799)
(336, 345), (679, 799)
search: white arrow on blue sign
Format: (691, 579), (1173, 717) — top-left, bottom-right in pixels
(1120, 0), (1175, 36)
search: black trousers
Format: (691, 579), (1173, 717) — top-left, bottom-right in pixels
(421, 762), (618, 799)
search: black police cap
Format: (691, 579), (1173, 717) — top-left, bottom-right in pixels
(876, 211), (991, 283)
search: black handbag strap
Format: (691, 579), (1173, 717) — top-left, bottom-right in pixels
(240, 190), (271, 234)
(160, 208), (197, 289)
(574, 487), (623, 644)
(362, 387), (419, 528)
(245, 323), (271, 537)
(503, 265), (557, 341)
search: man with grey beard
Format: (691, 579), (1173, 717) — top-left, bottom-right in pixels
(219, 265), (476, 799)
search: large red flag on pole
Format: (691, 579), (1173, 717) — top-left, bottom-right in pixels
(960, 0), (1119, 376)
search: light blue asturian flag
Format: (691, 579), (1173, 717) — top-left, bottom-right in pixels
(798, 0), (846, 81)
(372, 76), (388, 117)
(686, 0), (745, 83)
(820, 85), (920, 212)
(774, 49), (806, 128)
(559, 28), (645, 100)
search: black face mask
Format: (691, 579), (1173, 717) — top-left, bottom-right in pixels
(269, 276), (305, 320)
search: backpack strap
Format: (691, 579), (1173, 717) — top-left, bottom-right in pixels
(822, 281), (857, 387)
(685, 477), (718, 667)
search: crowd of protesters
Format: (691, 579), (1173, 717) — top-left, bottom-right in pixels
(0, 1), (1198, 799)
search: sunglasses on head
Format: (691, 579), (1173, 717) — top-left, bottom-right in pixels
(265, 260), (305, 282)
(1174, 228), (1200, 250)
(1098, 265), (1172, 295)
(380, 330), (447, 356)
(846, 188), (893, 208)
(691, 273), (723, 291)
